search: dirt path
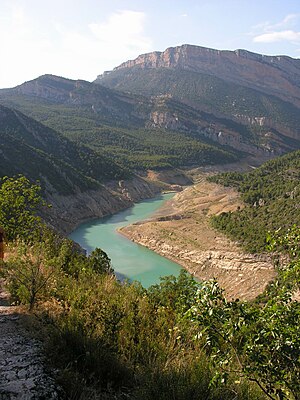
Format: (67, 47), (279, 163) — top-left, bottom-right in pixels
(120, 176), (276, 300)
(0, 279), (60, 399)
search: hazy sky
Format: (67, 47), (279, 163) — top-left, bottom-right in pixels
(1, 0), (300, 88)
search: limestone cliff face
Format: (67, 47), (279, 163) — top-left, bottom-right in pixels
(42, 176), (162, 234)
(233, 114), (300, 140)
(96, 45), (300, 155)
(114, 44), (300, 106)
(146, 109), (291, 156)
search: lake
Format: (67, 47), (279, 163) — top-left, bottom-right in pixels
(69, 193), (183, 287)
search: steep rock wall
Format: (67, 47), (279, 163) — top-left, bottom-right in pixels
(113, 44), (300, 106)
(43, 176), (161, 234)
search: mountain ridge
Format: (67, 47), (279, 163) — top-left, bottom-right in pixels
(98, 44), (300, 107)
(96, 44), (300, 156)
(0, 74), (242, 168)
(2, 42), (300, 175)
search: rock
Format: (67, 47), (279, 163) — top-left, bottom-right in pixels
(43, 175), (161, 234)
(120, 176), (276, 300)
(0, 282), (62, 399)
(111, 44), (300, 108)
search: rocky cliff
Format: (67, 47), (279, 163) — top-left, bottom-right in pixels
(146, 109), (291, 156)
(43, 175), (162, 234)
(112, 44), (300, 107)
(97, 44), (300, 156)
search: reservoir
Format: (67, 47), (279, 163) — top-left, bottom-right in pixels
(69, 193), (182, 287)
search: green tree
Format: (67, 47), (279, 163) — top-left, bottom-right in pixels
(187, 280), (300, 399)
(5, 240), (56, 310)
(0, 175), (47, 242)
(87, 248), (114, 275)
(187, 227), (300, 400)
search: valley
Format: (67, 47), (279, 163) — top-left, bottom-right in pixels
(0, 44), (298, 294)
(0, 44), (299, 291)
(69, 192), (183, 288)
(0, 42), (300, 400)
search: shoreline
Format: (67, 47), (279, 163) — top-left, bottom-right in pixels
(119, 177), (275, 300)
(117, 226), (187, 270)
(51, 157), (268, 236)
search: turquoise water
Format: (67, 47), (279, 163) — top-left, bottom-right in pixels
(69, 193), (183, 287)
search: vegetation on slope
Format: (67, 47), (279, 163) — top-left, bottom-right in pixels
(0, 76), (246, 170)
(208, 150), (300, 252)
(68, 125), (238, 169)
(98, 67), (300, 135)
(0, 175), (299, 400)
(0, 104), (129, 194)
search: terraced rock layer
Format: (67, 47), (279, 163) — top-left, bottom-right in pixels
(120, 176), (275, 300)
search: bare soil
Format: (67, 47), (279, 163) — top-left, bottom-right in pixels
(120, 175), (276, 300)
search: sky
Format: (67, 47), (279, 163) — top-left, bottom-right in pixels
(1, 0), (300, 88)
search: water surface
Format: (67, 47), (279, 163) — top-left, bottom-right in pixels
(69, 193), (182, 287)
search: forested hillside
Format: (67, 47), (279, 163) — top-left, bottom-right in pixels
(0, 74), (289, 171)
(209, 150), (300, 252)
(0, 104), (128, 194)
(98, 66), (300, 134)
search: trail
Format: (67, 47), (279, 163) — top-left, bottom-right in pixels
(0, 279), (60, 399)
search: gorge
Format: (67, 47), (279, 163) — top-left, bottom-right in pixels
(1, 41), (299, 400)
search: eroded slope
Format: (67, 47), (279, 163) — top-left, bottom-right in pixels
(120, 176), (275, 300)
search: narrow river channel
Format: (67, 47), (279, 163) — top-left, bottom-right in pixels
(69, 193), (183, 287)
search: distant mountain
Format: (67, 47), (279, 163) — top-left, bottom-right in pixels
(0, 75), (240, 169)
(8, 74), (147, 127)
(0, 104), (128, 195)
(101, 45), (300, 106)
(96, 44), (300, 156)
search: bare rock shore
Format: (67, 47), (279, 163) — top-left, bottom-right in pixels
(120, 177), (276, 300)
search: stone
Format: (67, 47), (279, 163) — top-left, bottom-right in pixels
(0, 282), (62, 399)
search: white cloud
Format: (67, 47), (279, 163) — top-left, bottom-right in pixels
(89, 10), (152, 54)
(251, 14), (300, 45)
(254, 30), (300, 44)
(0, 5), (53, 87)
(266, 13), (300, 31)
(11, 4), (26, 26)
(55, 10), (153, 80)
(0, 8), (152, 88)
(251, 13), (300, 34)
